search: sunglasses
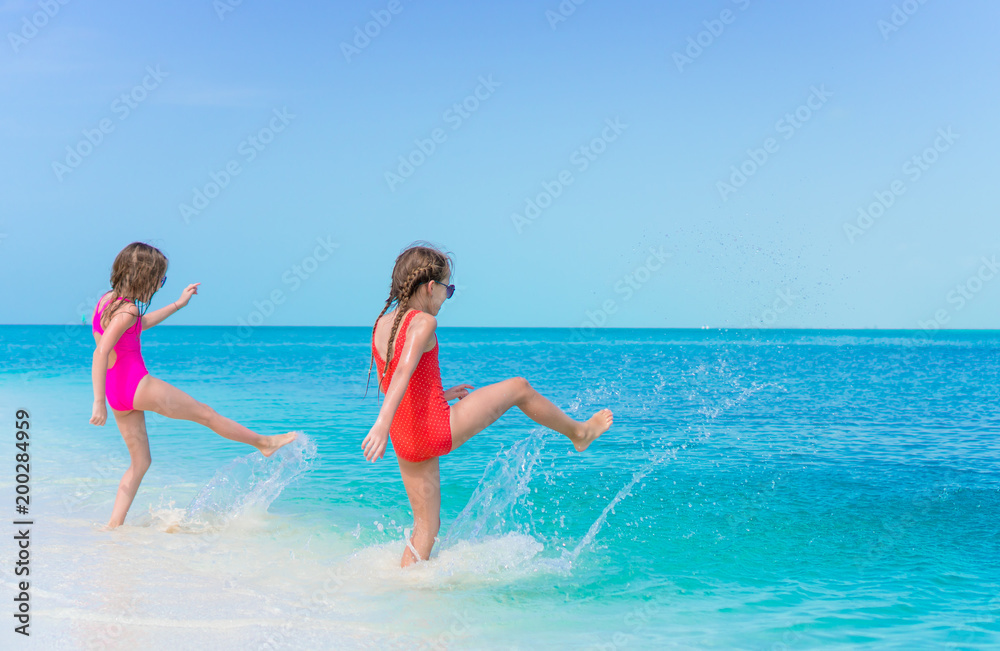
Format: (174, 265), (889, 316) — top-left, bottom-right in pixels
(435, 281), (455, 299)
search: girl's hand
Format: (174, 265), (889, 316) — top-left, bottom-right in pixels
(90, 400), (107, 426)
(362, 423), (390, 462)
(175, 283), (200, 308)
(443, 384), (474, 401)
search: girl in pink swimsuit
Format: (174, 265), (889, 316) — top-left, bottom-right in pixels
(90, 242), (298, 529)
(364, 243), (614, 567)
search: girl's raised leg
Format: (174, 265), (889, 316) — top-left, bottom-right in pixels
(132, 376), (296, 456)
(107, 408), (151, 529)
(397, 456), (441, 567)
(449, 377), (612, 451)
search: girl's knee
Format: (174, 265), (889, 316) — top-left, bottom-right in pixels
(510, 376), (532, 399)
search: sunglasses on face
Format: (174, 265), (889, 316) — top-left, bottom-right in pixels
(435, 281), (455, 299)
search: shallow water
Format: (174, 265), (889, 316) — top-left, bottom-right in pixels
(0, 325), (998, 649)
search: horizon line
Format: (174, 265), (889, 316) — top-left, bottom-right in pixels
(2, 324), (998, 332)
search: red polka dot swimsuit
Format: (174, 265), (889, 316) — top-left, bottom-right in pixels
(372, 309), (453, 463)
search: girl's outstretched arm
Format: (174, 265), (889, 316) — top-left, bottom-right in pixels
(362, 312), (437, 462)
(90, 306), (140, 425)
(142, 283), (199, 330)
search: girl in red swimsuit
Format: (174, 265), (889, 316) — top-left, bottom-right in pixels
(364, 243), (614, 567)
(90, 242), (297, 528)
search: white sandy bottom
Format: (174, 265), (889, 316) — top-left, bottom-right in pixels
(17, 503), (551, 650)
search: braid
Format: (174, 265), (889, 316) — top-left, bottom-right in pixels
(382, 264), (432, 391)
(364, 295), (393, 399)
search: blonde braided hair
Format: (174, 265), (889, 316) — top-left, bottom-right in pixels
(365, 243), (453, 399)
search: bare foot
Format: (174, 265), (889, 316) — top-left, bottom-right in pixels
(572, 409), (613, 452)
(258, 431), (299, 457)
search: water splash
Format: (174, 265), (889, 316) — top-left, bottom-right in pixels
(443, 366), (779, 570)
(554, 448), (674, 570)
(441, 430), (547, 545)
(557, 377), (779, 565)
(344, 532), (547, 587)
(184, 432), (317, 526)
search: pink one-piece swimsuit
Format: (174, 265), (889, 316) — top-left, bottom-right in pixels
(92, 294), (149, 411)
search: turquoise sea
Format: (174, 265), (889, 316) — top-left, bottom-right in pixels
(0, 325), (998, 649)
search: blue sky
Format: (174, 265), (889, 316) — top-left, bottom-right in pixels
(1, 0), (998, 328)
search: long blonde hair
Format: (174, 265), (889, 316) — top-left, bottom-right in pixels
(100, 242), (168, 330)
